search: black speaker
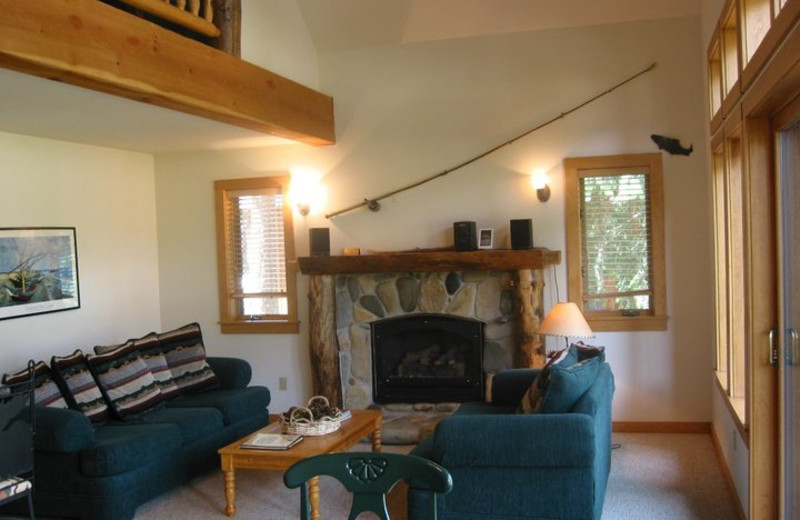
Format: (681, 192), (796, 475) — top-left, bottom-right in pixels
(510, 219), (534, 250)
(453, 221), (477, 251)
(309, 228), (330, 257)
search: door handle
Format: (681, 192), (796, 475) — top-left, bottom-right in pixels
(768, 328), (779, 367)
(790, 329), (799, 366)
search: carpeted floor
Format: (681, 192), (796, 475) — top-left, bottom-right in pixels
(128, 433), (738, 520)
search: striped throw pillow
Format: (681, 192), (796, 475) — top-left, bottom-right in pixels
(88, 341), (162, 420)
(130, 333), (181, 400)
(157, 323), (218, 395)
(51, 350), (110, 422)
(3, 361), (68, 409)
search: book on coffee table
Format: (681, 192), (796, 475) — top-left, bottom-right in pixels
(241, 432), (303, 450)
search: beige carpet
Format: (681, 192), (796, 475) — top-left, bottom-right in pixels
(128, 433), (738, 520)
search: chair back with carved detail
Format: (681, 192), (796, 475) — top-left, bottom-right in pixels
(283, 452), (452, 520)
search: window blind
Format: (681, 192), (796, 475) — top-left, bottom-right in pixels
(225, 187), (288, 317)
(579, 170), (653, 312)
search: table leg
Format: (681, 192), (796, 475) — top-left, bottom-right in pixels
(309, 475), (321, 520)
(372, 427), (382, 452)
(223, 467), (236, 516)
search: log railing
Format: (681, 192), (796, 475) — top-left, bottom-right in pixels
(99, 0), (242, 55)
(114, 0), (219, 37)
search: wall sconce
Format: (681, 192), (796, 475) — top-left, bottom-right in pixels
(531, 171), (551, 203)
(290, 167), (325, 217)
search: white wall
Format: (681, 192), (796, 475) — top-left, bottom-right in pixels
(155, 151), (312, 412)
(156, 15), (715, 421)
(155, 1), (321, 412)
(241, 0), (320, 89)
(0, 132), (161, 372)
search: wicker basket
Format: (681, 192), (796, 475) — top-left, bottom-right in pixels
(280, 396), (343, 436)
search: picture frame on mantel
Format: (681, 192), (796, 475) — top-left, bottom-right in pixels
(478, 228), (494, 249)
(0, 227), (80, 321)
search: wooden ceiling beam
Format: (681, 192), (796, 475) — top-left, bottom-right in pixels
(0, 0), (335, 146)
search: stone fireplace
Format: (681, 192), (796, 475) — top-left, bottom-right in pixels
(335, 271), (508, 409)
(297, 248), (561, 410)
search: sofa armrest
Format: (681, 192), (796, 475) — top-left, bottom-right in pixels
(207, 357), (252, 389)
(433, 413), (595, 468)
(490, 368), (540, 407)
(34, 406), (95, 453)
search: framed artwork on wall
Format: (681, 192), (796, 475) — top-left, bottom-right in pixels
(0, 228), (80, 321)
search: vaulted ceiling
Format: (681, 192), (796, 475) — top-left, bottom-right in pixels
(0, 0), (701, 153)
(295, 0), (700, 51)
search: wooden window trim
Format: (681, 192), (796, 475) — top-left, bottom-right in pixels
(564, 153), (668, 332)
(215, 176), (299, 334)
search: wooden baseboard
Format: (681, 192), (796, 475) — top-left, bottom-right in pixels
(613, 421), (711, 433)
(710, 425), (748, 520)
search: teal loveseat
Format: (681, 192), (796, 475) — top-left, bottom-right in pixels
(408, 346), (615, 520)
(1, 324), (270, 520)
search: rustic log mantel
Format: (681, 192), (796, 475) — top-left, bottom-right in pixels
(298, 248), (561, 408)
(297, 248), (561, 275)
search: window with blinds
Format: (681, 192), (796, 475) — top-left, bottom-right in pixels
(215, 176), (298, 334)
(579, 170), (652, 312)
(564, 154), (667, 331)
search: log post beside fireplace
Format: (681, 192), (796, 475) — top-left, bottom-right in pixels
(512, 268), (546, 368)
(307, 274), (342, 406)
(299, 248), (561, 408)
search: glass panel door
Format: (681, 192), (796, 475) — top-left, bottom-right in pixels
(778, 116), (800, 519)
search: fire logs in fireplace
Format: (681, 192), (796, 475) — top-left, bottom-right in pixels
(370, 313), (484, 403)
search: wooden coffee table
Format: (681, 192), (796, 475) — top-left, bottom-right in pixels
(218, 409), (382, 519)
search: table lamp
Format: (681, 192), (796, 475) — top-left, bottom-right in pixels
(537, 301), (594, 350)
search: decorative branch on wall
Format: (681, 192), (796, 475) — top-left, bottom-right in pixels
(325, 62), (658, 219)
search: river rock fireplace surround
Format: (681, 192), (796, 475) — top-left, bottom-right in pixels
(298, 248), (561, 410)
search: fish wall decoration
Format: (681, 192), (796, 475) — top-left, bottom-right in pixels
(650, 134), (693, 156)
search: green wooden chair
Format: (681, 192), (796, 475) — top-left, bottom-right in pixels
(283, 452), (452, 520)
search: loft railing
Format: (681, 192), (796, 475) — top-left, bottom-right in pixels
(115, 0), (218, 36)
(101, 0), (241, 55)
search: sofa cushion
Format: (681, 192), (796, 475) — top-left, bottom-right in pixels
(89, 342), (163, 420)
(79, 422), (181, 477)
(3, 361), (68, 409)
(488, 368), (540, 407)
(135, 406), (224, 445)
(206, 357), (252, 390)
(518, 348), (570, 414)
(51, 349), (111, 423)
(455, 401), (515, 415)
(538, 357), (603, 414)
(130, 333), (181, 400)
(157, 323), (219, 395)
(33, 407), (95, 453)
(166, 386), (270, 425)
(572, 341), (606, 362)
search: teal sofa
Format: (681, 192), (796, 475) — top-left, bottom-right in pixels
(3, 354), (270, 520)
(408, 348), (615, 520)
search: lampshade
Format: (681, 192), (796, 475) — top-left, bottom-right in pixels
(537, 302), (594, 339)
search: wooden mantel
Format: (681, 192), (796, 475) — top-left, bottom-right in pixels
(0, 0), (335, 146)
(297, 248), (561, 275)
(298, 248), (561, 408)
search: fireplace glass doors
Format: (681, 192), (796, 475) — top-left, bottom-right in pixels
(370, 314), (484, 403)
